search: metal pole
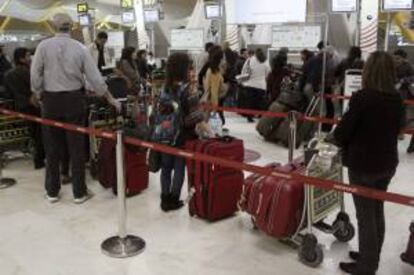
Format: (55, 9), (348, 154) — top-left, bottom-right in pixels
(318, 13), (330, 136)
(0, 152), (16, 189)
(101, 131), (146, 258)
(355, 0), (362, 46)
(384, 13), (391, 51)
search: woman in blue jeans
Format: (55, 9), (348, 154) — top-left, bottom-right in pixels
(334, 52), (405, 275)
(157, 53), (204, 212)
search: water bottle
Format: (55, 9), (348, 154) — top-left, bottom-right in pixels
(209, 112), (223, 137)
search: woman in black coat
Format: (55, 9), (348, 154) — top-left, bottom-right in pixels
(334, 51), (405, 275)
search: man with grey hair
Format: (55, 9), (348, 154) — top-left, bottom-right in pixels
(31, 13), (121, 204)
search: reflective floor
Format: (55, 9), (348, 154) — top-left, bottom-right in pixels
(0, 113), (413, 275)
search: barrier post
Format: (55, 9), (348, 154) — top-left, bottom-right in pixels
(0, 153), (16, 189)
(101, 130), (146, 258)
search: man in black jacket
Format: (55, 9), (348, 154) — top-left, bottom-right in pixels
(4, 47), (45, 169)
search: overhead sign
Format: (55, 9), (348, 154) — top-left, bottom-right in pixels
(382, 0), (414, 11)
(77, 3), (88, 14)
(121, 0), (134, 9)
(331, 0), (358, 13)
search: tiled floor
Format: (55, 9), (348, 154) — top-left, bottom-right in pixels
(0, 113), (413, 275)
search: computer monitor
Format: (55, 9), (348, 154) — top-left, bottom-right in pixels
(144, 9), (160, 23)
(79, 14), (91, 26)
(122, 11), (135, 24)
(205, 4), (222, 19)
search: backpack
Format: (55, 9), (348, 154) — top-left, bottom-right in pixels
(151, 83), (188, 145)
(277, 73), (305, 111)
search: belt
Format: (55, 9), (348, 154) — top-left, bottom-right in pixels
(44, 90), (84, 95)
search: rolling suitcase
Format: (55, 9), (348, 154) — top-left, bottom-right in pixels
(401, 222), (414, 265)
(186, 137), (244, 221)
(241, 159), (305, 238)
(97, 139), (149, 196)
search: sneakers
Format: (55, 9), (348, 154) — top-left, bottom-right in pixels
(46, 195), (59, 203)
(74, 191), (94, 204)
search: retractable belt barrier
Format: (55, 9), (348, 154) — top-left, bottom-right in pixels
(1, 107), (414, 208)
(324, 94), (414, 106)
(202, 104), (414, 135)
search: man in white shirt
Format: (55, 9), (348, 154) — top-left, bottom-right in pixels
(31, 13), (121, 204)
(88, 31), (112, 73)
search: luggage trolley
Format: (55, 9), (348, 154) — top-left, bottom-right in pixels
(288, 112), (355, 267)
(88, 103), (123, 179)
(0, 100), (32, 158)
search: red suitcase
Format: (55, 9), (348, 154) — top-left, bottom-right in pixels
(186, 137), (244, 221)
(401, 222), (414, 265)
(241, 158), (305, 238)
(97, 139), (149, 196)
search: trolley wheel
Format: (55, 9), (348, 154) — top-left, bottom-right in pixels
(89, 160), (98, 180)
(333, 221), (355, 243)
(298, 234), (324, 268)
(333, 212), (355, 242)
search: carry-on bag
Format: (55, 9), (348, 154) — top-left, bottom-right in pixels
(186, 136), (244, 221)
(97, 138), (149, 196)
(256, 101), (290, 140)
(272, 95), (320, 147)
(401, 222), (414, 265)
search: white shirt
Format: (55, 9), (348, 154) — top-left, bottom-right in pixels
(31, 33), (107, 95)
(87, 42), (112, 68)
(241, 56), (270, 91)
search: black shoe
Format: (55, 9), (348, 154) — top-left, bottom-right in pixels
(339, 262), (356, 274)
(407, 146), (414, 154)
(247, 117), (254, 123)
(168, 195), (184, 211)
(349, 251), (360, 261)
(160, 194), (170, 212)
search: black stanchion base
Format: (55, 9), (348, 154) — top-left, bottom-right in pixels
(101, 235), (146, 258)
(0, 178), (16, 189)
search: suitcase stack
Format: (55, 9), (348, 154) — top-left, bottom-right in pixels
(186, 137), (244, 221)
(90, 98), (150, 197)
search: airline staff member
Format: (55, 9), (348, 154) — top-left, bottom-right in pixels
(31, 13), (121, 204)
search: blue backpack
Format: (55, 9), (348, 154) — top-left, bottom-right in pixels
(152, 84), (188, 145)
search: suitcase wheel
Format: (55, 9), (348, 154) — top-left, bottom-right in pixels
(332, 213), (355, 243)
(298, 234), (324, 268)
(89, 160), (98, 180)
(251, 217), (258, 230)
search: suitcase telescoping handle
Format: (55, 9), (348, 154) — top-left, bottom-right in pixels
(288, 111), (298, 163)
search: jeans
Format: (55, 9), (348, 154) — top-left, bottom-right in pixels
(42, 92), (87, 198)
(348, 169), (396, 275)
(160, 153), (186, 197)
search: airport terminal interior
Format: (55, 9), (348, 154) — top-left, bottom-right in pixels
(0, 0), (414, 275)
